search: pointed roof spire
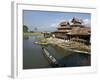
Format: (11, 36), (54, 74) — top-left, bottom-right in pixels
(71, 17), (83, 24)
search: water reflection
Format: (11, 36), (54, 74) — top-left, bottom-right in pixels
(23, 35), (29, 40)
(58, 53), (90, 67)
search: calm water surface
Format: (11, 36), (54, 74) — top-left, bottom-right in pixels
(23, 36), (90, 69)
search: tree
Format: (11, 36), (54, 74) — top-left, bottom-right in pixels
(23, 25), (28, 32)
(30, 31), (34, 33)
(34, 27), (38, 32)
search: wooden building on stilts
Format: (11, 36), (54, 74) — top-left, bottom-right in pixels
(54, 17), (91, 43)
(54, 21), (71, 39)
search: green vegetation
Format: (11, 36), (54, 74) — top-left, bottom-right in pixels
(34, 27), (38, 31)
(23, 32), (43, 36)
(44, 33), (52, 38)
(23, 25), (28, 32)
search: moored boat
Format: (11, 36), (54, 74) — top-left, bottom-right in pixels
(42, 47), (58, 66)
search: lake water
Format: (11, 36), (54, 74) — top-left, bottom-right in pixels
(23, 35), (90, 69)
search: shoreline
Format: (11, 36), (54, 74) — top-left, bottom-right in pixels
(47, 37), (91, 54)
(23, 32), (43, 36)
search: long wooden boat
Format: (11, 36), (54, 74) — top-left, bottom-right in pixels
(42, 47), (59, 66)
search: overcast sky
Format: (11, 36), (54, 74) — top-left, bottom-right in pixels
(23, 10), (91, 32)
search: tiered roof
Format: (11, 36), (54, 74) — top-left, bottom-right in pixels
(55, 17), (90, 35)
(71, 17), (83, 24)
(56, 20), (71, 33)
(71, 17), (84, 27)
(67, 27), (90, 35)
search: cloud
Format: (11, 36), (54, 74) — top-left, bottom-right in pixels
(50, 19), (91, 28)
(50, 19), (69, 27)
(82, 19), (91, 27)
(50, 22), (59, 28)
(50, 23), (58, 27)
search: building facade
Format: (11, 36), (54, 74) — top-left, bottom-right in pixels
(54, 17), (91, 43)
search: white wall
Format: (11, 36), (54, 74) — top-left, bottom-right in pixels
(0, 0), (100, 80)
